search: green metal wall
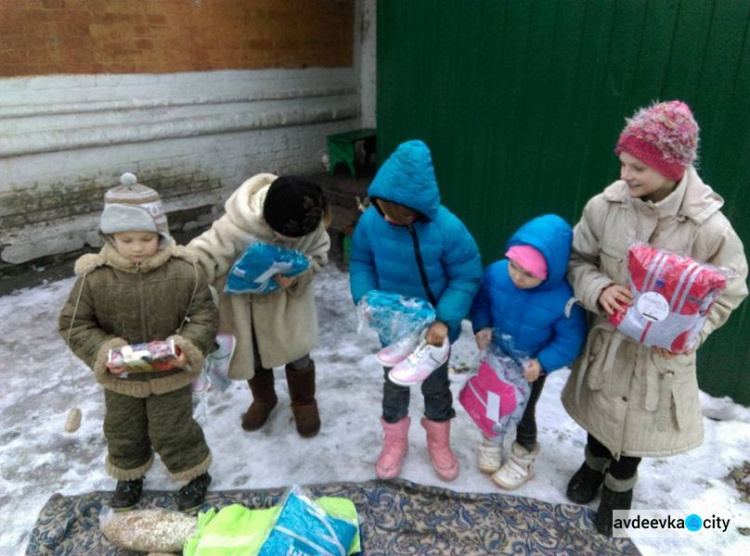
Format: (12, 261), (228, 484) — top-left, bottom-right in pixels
(377, 0), (750, 404)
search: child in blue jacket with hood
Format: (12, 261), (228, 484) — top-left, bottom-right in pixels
(470, 214), (587, 489)
(350, 139), (482, 482)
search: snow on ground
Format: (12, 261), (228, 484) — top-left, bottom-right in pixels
(0, 266), (748, 555)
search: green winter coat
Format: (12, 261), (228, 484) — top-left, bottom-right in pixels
(59, 241), (220, 398)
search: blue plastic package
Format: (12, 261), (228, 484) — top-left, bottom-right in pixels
(258, 486), (358, 556)
(356, 290), (435, 346)
(225, 242), (310, 295)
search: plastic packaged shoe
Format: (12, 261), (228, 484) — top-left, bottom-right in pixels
(205, 333), (236, 389)
(376, 332), (422, 367)
(388, 339), (450, 386)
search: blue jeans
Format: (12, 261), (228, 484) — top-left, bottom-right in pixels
(381, 361), (456, 424)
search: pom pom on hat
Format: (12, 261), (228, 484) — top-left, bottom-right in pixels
(100, 172), (170, 240)
(615, 100), (699, 181)
(263, 176), (326, 238)
(506, 245), (548, 280)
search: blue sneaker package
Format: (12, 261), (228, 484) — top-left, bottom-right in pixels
(258, 487), (358, 556)
(357, 290), (436, 346)
(225, 242), (310, 295)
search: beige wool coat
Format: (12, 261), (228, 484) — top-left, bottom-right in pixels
(562, 167), (748, 459)
(186, 173), (330, 380)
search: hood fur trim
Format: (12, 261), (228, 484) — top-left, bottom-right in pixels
(75, 241), (195, 276)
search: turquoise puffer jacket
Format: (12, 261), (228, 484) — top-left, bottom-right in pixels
(349, 140), (482, 343)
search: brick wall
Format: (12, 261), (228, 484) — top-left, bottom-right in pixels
(0, 0), (353, 77)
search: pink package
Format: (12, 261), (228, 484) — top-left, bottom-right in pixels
(609, 244), (728, 353)
(459, 359), (523, 439)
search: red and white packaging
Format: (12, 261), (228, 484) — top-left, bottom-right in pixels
(108, 339), (179, 372)
(609, 243), (731, 354)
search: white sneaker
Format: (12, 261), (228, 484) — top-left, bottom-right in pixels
(388, 339), (450, 386)
(491, 441), (539, 489)
(478, 438), (503, 474)
(376, 333), (422, 366)
(207, 333), (236, 383)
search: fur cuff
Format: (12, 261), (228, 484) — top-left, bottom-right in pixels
(93, 338), (129, 379)
(169, 453), (212, 484)
(168, 335), (204, 377)
(106, 453), (154, 480)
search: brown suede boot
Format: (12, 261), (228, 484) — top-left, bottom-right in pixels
(285, 361), (321, 438)
(241, 367), (278, 431)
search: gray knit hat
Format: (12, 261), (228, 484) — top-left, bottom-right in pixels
(100, 173), (170, 241)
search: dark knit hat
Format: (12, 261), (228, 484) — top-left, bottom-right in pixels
(615, 100), (699, 181)
(100, 173), (170, 240)
(263, 176), (326, 238)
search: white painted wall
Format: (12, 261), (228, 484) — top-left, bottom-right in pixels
(0, 68), (365, 264)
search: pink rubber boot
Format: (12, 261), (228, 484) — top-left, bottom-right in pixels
(375, 417), (411, 479)
(421, 418), (459, 481)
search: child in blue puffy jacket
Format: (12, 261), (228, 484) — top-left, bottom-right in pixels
(470, 214), (587, 489)
(350, 139), (482, 482)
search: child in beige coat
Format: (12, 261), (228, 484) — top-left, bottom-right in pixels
(187, 174), (331, 437)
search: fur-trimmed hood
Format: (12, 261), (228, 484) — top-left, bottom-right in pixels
(74, 240), (196, 276)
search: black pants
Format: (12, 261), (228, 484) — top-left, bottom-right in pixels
(515, 375), (546, 451)
(382, 361), (455, 424)
(587, 433), (642, 480)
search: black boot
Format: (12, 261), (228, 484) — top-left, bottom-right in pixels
(177, 472), (212, 512)
(594, 474), (636, 536)
(111, 477), (143, 511)
(566, 447), (609, 504)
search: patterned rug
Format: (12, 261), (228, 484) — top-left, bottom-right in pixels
(27, 479), (640, 555)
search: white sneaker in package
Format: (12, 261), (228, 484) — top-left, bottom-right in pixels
(388, 339), (450, 386)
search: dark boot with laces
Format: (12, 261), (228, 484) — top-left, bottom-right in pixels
(177, 472), (212, 512)
(111, 477), (143, 511)
(566, 447), (609, 504)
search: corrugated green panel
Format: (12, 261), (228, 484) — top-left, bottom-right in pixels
(377, 0), (750, 404)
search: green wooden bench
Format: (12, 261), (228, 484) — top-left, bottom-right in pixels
(327, 128), (377, 177)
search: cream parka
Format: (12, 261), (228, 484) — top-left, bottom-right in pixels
(562, 167), (748, 459)
(186, 173), (330, 380)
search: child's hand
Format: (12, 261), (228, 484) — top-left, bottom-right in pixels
(273, 274), (298, 289)
(106, 364), (128, 375)
(475, 328), (492, 350)
(598, 284), (633, 315)
(653, 345), (694, 359)
(523, 359), (542, 382)
(426, 321), (449, 346)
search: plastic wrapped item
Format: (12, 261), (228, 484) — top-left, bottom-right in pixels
(459, 333), (531, 441)
(258, 485), (359, 556)
(357, 290), (435, 346)
(108, 340), (179, 372)
(183, 494), (360, 556)
(99, 506), (197, 553)
(609, 242), (731, 353)
(225, 242), (310, 295)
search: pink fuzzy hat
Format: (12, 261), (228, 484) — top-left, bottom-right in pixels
(506, 245), (547, 280)
(615, 100), (699, 181)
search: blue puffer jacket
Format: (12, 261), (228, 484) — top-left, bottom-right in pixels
(350, 140), (482, 343)
(470, 214), (587, 372)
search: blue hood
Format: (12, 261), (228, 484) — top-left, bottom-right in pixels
(505, 214), (573, 289)
(367, 140), (441, 220)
